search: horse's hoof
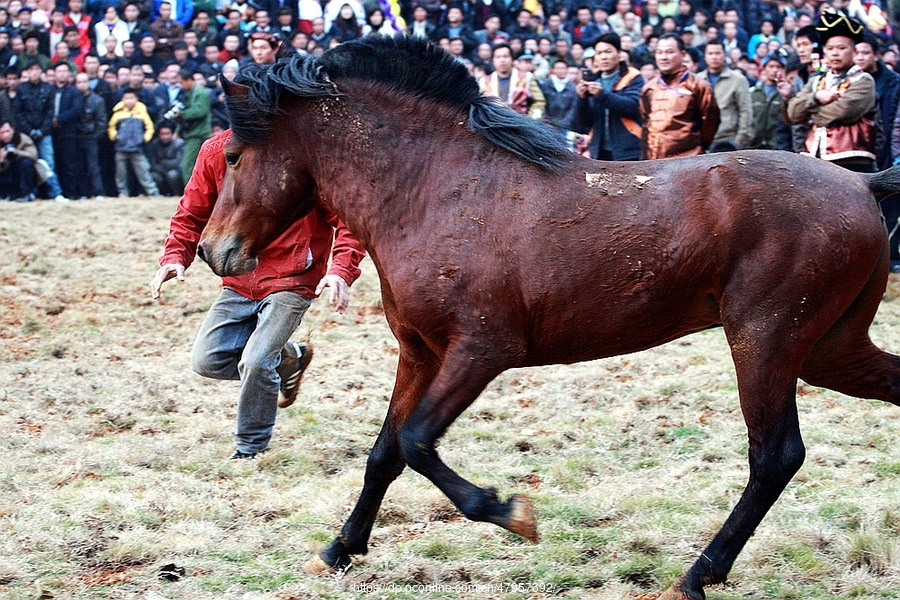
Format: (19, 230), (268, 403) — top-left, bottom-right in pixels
(654, 582), (704, 600)
(303, 555), (336, 576)
(506, 493), (538, 543)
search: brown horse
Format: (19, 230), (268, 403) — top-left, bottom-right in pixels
(198, 38), (900, 599)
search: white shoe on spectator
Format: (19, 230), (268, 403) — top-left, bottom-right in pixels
(95, 195), (106, 201)
(53, 195), (70, 203)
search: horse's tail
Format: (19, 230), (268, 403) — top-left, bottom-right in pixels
(468, 98), (570, 172)
(864, 165), (900, 201)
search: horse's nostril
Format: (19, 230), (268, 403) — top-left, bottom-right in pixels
(197, 244), (207, 263)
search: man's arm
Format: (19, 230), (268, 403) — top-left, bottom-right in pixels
(150, 136), (225, 299)
(697, 80), (720, 150)
(315, 208), (366, 313)
(735, 75), (752, 148)
(598, 73), (643, 120)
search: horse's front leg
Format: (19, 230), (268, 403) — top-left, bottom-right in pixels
(305, 340), (439, 574)
(398, 340), (535, 541)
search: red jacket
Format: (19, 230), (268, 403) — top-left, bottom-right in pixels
(159, 130), (365, 300)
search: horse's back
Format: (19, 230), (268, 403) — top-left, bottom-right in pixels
(508, 151), (886, 365)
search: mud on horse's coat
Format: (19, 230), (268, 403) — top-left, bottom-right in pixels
(199, 37), (900, 600)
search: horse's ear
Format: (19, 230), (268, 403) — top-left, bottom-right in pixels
(220, 75), (250, 100)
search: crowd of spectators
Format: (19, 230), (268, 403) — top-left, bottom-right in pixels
(0, 0), (897, 207)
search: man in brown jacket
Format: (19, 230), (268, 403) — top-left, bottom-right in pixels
(639, 33), (720, 159)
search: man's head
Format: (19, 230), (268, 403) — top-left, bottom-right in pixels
(176, 67), (195, 90)
(704, 39), (726, 72)
(123, 2), (139, 21)
(67, 0), (83, 14)
(53, 61), (71, 85)
(722, 22), (737, 40)
(255, 9), (270, 28)
(0, 120), (15, 144)
(794, 25), (818, 64)
(157, 1), (172, 21)
(139, 33), (156, 55)
(551, 58), (568, 79)
(75, 71), (90, 94)
(492, 43), (513, 75)
(193, 9), (210, 29)
(158, 123), (174, 143)
(83, 53), (99, 76)
(446, 6), (463, 25)
(248, 32), (278, 64)
(129, 64), (144, 87)
(593, 32), (621, 75)
(23, 59), (40, 82)
(816, 13), (864, 73)
(655, 33), (684, 75)
(760, 52), (785, 84)
(854, 32), (880, 73)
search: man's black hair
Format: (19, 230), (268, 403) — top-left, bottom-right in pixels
(658, 32), (685, 51)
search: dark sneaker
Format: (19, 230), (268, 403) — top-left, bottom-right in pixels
(230, 449), (258, 460)
(277, 341), (313, 408)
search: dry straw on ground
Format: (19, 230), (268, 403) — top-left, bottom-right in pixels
(1, 198), (900, 599)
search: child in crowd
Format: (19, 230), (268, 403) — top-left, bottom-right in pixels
(107, 88), (159, 197)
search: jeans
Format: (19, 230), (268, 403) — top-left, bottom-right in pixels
(191, 288), (312, 454)
(36, 135), (54, 171)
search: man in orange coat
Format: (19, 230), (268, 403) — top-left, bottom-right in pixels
(640, 33), (720, 159)
(150, 129), (366, 459)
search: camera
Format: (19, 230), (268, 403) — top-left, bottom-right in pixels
(581, 68), (598, 82)
(163, 100), (185, 121)
(4, 144), (14, 153)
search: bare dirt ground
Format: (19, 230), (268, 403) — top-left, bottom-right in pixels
(2, 197), (900, 599)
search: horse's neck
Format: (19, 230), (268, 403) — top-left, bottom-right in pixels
(312, 93), (471, 254)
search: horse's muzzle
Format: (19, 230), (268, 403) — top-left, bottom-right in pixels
(197, 237), (259, 277)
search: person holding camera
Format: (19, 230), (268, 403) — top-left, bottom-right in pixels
(574, 32), (644, 161)
(169, 67), (210, 185)
(0, 120), (39, 201)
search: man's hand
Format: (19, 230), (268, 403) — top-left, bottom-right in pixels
(776, 77), (793, 100)
(814, 89), (841, 105)
(315, 274), (350, 314)
(576, 80), (602, 99)
(149, 263), (186, 300)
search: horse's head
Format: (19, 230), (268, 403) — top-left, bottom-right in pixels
(198, 78), (320, 277)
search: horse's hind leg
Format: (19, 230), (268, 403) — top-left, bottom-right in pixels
(397, 340), (536, 540)
(305, 334), (440, 574)
(662, 333), (808, 600)
(801, 248), (900, 404)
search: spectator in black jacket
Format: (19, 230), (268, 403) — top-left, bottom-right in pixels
(540, 59), (579, 134)
(14, 59), (55, 174)
(75, 71), (106, 198)
(49, 61), (83, 199)
(146, 120), (183, 195)
(432, 4), (476, 55)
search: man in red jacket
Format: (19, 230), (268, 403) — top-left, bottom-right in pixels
(149, 129), (366, 459)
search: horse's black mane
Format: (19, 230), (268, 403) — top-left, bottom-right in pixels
(229, 37), (569, 170)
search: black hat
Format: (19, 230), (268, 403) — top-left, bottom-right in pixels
(815, 10), (864, 45)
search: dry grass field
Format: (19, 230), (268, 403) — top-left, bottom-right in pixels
(2, 197), (900, 600)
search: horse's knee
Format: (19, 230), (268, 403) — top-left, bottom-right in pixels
(365, 432), (405, 482)
(751, 433), (806, 489)
(398, 421), (433, 475)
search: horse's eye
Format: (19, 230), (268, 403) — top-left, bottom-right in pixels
(224, 152), (239, 166)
